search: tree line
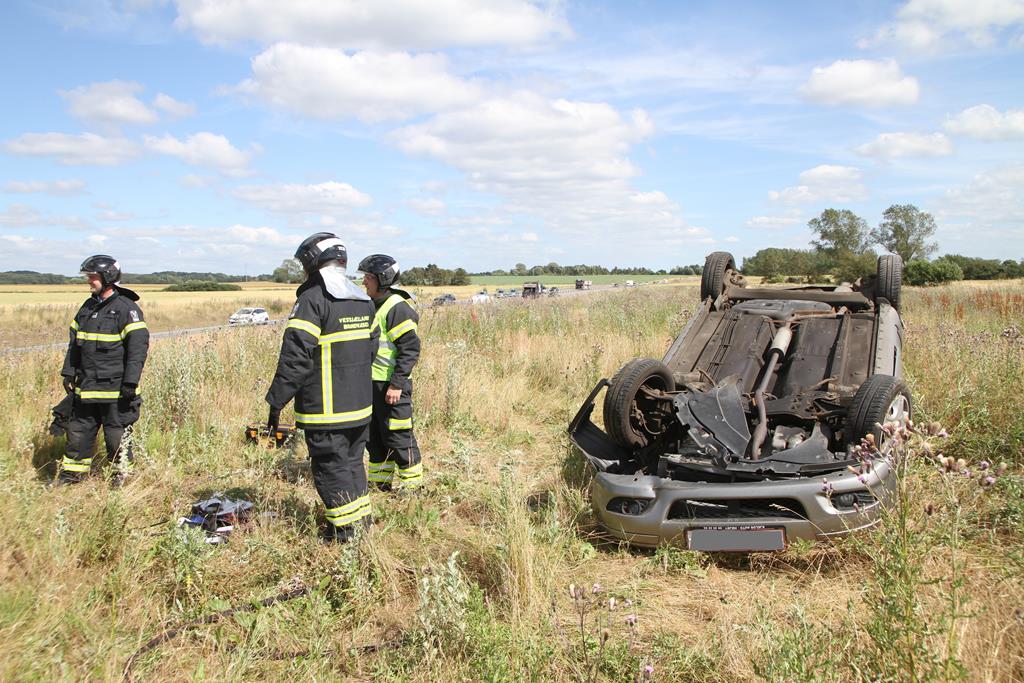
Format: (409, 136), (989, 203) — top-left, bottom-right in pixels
(742, 204), (1022, 286)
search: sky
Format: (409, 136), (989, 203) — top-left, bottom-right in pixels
(0, 0), (1022, 276)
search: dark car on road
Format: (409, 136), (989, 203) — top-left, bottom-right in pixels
(569, 251), (909, 551)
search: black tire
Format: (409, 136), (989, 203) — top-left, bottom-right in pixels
(700, 251), (736, 302)
(603, 358), (676, 449)
(876, 254), (903, 312)
(846, 374), (912, 448)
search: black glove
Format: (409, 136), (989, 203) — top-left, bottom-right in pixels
(62, 376), (75, 394)
(120, 384), (137, 401)
(267, 406), (281, 432)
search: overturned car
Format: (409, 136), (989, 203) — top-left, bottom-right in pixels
(569, 252), (911, 551)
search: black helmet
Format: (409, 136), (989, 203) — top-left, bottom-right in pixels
(295, 232), (347, 274)
(358, 254), (400, 288)
(80, 255), (121, 287)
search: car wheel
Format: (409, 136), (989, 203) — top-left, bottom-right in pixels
(845, 374), (912, 450)
(876, 254), (903, 311)
(700, 251), (737, 302)
(603, 358), (676, 449)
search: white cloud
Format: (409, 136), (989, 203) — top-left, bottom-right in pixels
(152, 93), (196, 118)
(174, 0), (569, 50)
(180, 174), (220, 188)
(944, 104), (1024, 140)
(770, 165), (868, 203)
(406, 197), (446, 216)
(939, 164), (1024, 225)
(800, 59), (919, 107)
(866, 0), (1024, 51)
(3, 132), (140, 165)
(746, 209), (803, 228)
(233, 44), (481, 122)
(232, 181), (372, 213)
(3, 179), (87, 196)
(0, 203), (88, 228)
(393, 92), (709, 254)
(59, 80), (159, 128)
(144, 132), (259, 175)
(855, 131), (953, 158)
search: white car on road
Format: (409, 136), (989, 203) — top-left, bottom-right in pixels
(228, 307), (270, 325)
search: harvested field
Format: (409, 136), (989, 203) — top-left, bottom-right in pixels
(0, 282), (1021, 681)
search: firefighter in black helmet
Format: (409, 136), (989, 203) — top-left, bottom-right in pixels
(357, 254), (423, 491)
(58, 255), (149, 486)
(266, 233), (379, 543)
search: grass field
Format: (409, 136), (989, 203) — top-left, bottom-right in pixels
(0, 282), (1022, 681)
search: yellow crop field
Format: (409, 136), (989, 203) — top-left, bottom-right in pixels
(0, 283), (1021, 681)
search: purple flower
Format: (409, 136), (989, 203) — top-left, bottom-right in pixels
(592, 582), (601, 594)
(979, 460), (990, 471)
(643, 663), (654, 680)
(981, 476), (997, 487)
(857, 474), (868, 485)
(625, 614), (637, 626)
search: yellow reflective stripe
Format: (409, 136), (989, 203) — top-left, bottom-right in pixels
(388, 319), (417, 341)
(74, 388), (120, 399)
(368, 461), (395, 482)
(321, 343), (333, 415)
(397, 463), (423, 478)
(286, 318), (321, 339)
(70, 320), (80, 331)
(294, 405), (372, 425)
(76, 331), (122, 342)
(324, 495), (372, 527)
(318, 329), (371, 344)
(388, 417), (413, 430)
(61, 456), (92, 472)
(120, 321), (148, 337)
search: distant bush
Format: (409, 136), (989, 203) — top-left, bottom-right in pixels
(905, 259), (964, 286)
(163, 280), (242, 292)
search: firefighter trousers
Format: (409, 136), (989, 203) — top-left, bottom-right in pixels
(305, 426), (372, 529)
(367, 380), (422, 489)
(62, 395), (142, 476)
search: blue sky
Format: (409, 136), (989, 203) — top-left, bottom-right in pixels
(1, 0), (1022, 276)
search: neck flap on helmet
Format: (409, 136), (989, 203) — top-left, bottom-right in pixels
(319, 261), (370, 301)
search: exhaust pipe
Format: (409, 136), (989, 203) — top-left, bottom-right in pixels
(748, 324), (793, 458)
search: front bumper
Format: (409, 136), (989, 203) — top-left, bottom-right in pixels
(568, 381), (895, 549)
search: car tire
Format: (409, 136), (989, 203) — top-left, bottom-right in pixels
(846, 374), (912, 449)
(603, 358), (676, 449)
(700, 251), (737, 302)
(876, 254), (903, 311)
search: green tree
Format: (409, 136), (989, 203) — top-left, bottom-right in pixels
(451, 268), (470, 285)
(809, 209), (870, 255)
(272, 258), (304, 283)
(870, 204), (938, 263)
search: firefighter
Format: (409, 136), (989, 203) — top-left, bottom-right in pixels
(357, 254), (423, 491)
(59, 255), (149, 486)
(266, 233), (379, 543)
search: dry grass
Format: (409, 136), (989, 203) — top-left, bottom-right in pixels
(0, 284), (1021, 681)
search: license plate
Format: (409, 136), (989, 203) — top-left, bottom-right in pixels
(687, 527), (786, 552)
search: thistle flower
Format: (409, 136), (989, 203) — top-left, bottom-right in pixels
(978, 460), (990, 471)
(568, 583), (577, 600)
(592, 582), (601, 594)
(981, 476), (996, 487)
(820, 478), (833, 494)
(643, 663), (654, 680)
(625, 614), (637, 627)
(996, 463), (1008, 476)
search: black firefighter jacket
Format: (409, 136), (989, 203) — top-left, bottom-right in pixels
(266, 279), (379, 431)
(61, 287), (150, 403)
